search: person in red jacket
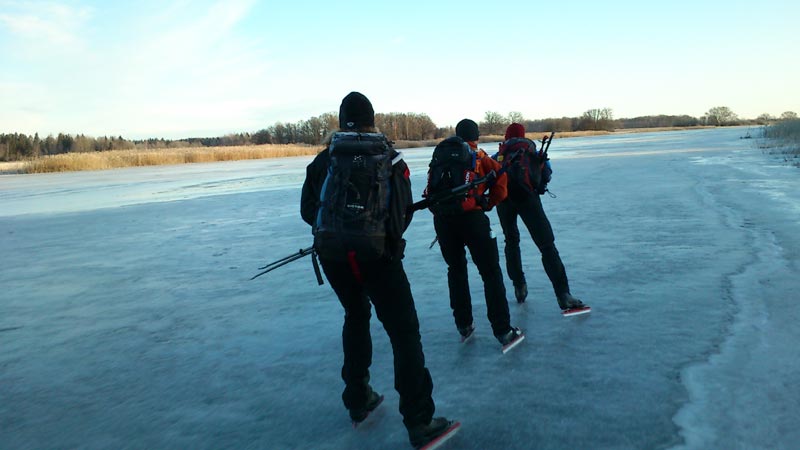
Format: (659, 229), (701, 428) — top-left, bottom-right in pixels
(496, 122), (585, 311)
(424, 118), (523, 348)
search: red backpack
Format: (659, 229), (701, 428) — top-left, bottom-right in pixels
(497, 137), (543, 198)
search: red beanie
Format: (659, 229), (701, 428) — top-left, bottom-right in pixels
(505, 123), (526, 140)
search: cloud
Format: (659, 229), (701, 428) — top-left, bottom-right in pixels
(0, 1), (92, 48)
(0, 81), (55, 134)
(114, 0), (268, 100)
(90, 0), (275, 137)
(0, 0), (370, 137)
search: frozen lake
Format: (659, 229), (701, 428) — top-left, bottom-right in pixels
(2, 127), (799, 449)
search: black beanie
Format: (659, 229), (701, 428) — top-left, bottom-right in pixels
(455, 119), (479, 141)
(339, 92), (375, 130)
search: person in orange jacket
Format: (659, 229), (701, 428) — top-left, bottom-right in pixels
(424, 118), (523, 349)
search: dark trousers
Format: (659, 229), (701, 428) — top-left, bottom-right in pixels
(433, 211), (511, 337)
(320, 256), (434, 429)
(496, 195), (570, 296)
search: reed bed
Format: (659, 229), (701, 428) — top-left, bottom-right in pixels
(763, 119), (800, 144)
(18, 144), (319, 174)
(760, 119), (800, 165)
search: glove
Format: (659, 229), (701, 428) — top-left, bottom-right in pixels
(476, 194), (491, 211)
(388, 238), (407, 261)
(485, 169), (497, 183)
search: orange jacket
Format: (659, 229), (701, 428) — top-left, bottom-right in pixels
(465, 142), (507, 211)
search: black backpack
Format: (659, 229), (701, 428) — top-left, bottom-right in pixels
(314, 132), (394, 262)
(425, 136), (478, 215)
(498, 137), (543, 198)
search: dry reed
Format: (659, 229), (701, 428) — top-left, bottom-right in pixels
(19, 144), (319, 174)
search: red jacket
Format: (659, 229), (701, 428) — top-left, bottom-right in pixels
(463, 143), (507, 211)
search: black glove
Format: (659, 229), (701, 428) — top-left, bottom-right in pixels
(485, 169), (497, 183)
(476, 194), (491, 211)
(388, 238), (407, 261)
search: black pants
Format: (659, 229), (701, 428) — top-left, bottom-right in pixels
(320, 256), (434, 429)
(433, 211), (511, 337)
(496, 195), (570, 296)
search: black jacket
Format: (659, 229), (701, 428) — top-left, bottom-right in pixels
(300, 145), (414, 254)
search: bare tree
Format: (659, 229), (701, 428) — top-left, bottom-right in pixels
(319, 112), (339, 139)
(780, 111), (798, 120)
(301, 116), (326, 144)
(507, 111), (525, 124)
(481, 111), (507, 135)
(272, 123), (290, 144)
(578, 108), (614, 131)
(582, 108), (613, 122)
(756, 113), (775, 124)
(705, 106), (738, 126)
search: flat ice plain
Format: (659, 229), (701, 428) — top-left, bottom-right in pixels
(2, 127), (798, 449)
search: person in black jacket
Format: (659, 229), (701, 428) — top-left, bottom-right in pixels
(300, 92), (453, 448)
(496, 123), (585, 310)
(425, 119), (523, 348)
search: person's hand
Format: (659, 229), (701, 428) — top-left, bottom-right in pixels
(476, 194), (491, 211)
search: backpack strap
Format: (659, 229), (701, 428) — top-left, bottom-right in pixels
(346, 251), (364, 283)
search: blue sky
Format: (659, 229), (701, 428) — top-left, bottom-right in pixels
(1, 0), (797, 139)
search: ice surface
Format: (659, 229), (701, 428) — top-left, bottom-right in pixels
(1, 127), (798, 449)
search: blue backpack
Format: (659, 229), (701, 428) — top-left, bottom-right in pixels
(538, 158), (552, 195)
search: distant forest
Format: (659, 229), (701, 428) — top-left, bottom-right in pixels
(1, 107), (797, 162)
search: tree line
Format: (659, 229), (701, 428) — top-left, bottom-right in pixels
(248, 112), (447, 145)
(2, 108), (797, 162)
(0, 133), (137, 162)
(0, 112), (448, 161)
(477, 107), (798, 135)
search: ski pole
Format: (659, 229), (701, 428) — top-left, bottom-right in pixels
(539, 132), (556, 198)
(256, 251), (308, 273)
(542, 131), (555, 157)
(257, 246), (314, 271)
(311, 250), (323, 285)
(251, 246), (320, 282)
(250, 255), (304, 280)
(410, 174), (492, 212)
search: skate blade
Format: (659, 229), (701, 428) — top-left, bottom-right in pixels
(562, 306), (591, 317)
(501, 334), (525, 354)
(351, 395), (384, 428)
(418, 421), (461, 450)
